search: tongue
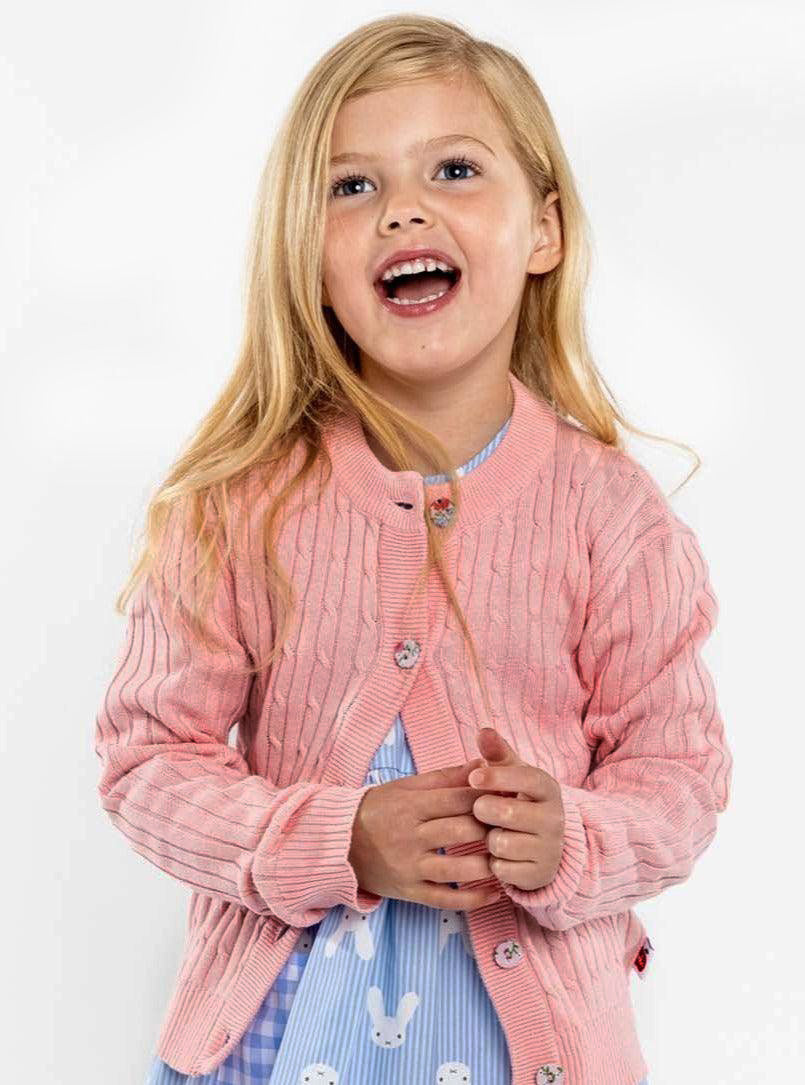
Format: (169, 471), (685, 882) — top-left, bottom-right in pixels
(394, 271), (451, 301)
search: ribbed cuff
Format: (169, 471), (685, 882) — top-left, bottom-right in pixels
(501, 784), (588, 930)
(256, 783), (384, 927)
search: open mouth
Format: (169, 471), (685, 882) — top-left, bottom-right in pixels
(376, 265), (460, 301)
(373, 266), (462, 313)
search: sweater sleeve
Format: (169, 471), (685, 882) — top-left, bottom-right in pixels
(502, 509), (733, 932)
(94, 497), (383, 927)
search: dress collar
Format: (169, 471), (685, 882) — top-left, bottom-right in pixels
(422, 407), (511, 485)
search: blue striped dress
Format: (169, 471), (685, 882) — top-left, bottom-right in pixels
(146, 412), (649, 1085)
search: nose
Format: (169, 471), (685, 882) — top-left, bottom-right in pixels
(386, 214), (426, 228)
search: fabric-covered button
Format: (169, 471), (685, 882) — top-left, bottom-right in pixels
(393, 638), (421, 669)
(428, 496), (455, 527)
(534, 1065), (565, 1084)
(493, 938), (524, 968)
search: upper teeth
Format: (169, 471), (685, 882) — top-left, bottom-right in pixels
(380, 257), (456, 281)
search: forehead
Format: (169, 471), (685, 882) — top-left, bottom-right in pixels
(329, 75), (505, 157)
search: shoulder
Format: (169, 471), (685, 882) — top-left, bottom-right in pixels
(553, 420), (708, 615)
(553, 415), (690, 560)
(223, 433), (326, 549)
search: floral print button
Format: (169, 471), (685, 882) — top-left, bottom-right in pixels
(393, 638), (421, 669)
(493, 938), (524, 968)
(428, 496), (455, 527)
(535, 1065), (565, 1084)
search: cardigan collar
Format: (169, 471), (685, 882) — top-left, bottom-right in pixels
(321, 371), (558, 533)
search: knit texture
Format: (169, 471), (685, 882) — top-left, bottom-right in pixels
(95, 372), (732, 1085)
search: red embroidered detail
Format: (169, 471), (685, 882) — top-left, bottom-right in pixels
(633, 935), (654, 977)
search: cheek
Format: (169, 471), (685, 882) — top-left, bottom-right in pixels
(321, 266), (380, 347)
(486, 224), (531, 286)
(476, 200), (532, 274)
(451, 224), (521, 303)
(321, 251), (368, 316)
(322, 235), (371, 305)
(325, 276), (373, 326)
(465, 251), (525, 322)
(322, 225), (363, 301)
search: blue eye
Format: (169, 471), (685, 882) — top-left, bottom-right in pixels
(329, 155), (482, 199)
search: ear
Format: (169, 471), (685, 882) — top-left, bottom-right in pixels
(396, 991), (420, 1027)
(527, 190), (563, 276)
(366, 985), (385, 1023)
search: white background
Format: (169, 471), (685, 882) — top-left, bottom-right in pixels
(2, 1), (803, 1082)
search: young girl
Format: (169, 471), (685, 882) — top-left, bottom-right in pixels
(94, 14), (732, 1085)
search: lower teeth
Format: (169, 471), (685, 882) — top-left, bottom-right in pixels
(387, 285), (451, 306)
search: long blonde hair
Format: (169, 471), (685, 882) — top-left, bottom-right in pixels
(115, 13), (700, 724)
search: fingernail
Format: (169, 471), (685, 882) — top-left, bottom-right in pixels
(469, 770), (485, 787)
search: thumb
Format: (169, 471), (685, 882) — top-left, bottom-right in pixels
(474, 727), (531, 802)
(476, 726), (522, 766)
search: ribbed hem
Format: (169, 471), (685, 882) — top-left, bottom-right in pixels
(154, 975), (648, 1085)
(155, 981), (228, 1076)
(156, 918), (294, 1076)
(554, 1001), (649, 1085)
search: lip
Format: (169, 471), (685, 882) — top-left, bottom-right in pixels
(372, 247), (462, 283)
(373, 267), (462, 319)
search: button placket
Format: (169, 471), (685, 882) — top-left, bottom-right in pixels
(491, 938), (566, 1081)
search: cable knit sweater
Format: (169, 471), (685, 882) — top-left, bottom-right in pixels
(94, 371), (732, 1085)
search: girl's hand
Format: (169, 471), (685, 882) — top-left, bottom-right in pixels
(467, 727), (566, 892)
(348, 758), (502, 913)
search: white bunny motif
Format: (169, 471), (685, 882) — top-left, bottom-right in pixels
(298, 1062), (339, 1083)
(437, 908), (474, 956)
(366, 984), (420, 1048)
(435, 1059), (472, 1082)
(323, 906), (375, 960)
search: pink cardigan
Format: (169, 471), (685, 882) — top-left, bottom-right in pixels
(94, 372), (732, 1085)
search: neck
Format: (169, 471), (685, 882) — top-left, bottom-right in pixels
(361, 375), (515, 477)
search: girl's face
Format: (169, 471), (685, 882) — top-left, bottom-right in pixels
(321, 73), (561, 398)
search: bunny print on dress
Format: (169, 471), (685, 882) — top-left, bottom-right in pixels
(366, 985), (420, 1048)
(438, 908), (474, 956)
(298, 1064), (338, 1084)
(323, 906), (375, 960)
(435, 1060), (473, 1082)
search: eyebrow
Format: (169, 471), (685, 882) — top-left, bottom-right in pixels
(329, 133), (497, 167)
